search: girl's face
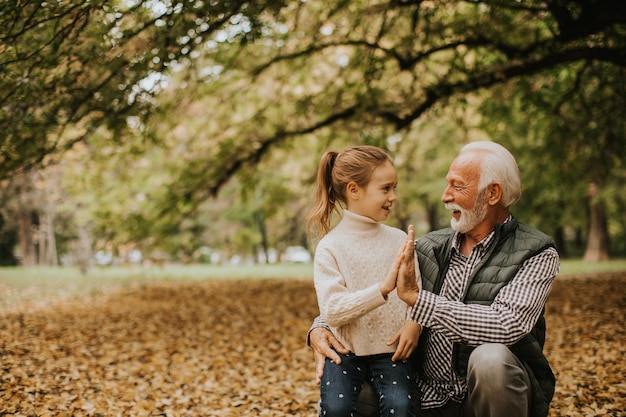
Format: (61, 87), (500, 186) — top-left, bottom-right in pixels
(348, 161), (398, 222)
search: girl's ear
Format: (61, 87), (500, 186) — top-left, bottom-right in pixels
(346, 181), (360, 199)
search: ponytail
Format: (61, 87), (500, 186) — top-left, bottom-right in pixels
(307, 151), (339, 238)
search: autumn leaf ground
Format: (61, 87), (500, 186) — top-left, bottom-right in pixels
(0, 272), (625, 417)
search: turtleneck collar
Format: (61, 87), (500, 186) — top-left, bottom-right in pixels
(338, 209), (381, 233)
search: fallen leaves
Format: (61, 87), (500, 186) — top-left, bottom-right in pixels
(544, 272), (626, 417)
(1, 279), (319, 416)
(0, 273), (624, 416)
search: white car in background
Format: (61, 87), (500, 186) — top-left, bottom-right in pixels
(281, 246), (312, 263)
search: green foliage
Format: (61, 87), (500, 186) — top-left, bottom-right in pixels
(0, 0), (287, 177)
(478, 62), (626, 256)
(142, 0), (626, 222)
(1, 0), (625, 263)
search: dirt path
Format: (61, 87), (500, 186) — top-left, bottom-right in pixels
(0, 274), (624, 416)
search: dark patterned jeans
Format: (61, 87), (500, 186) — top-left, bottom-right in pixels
(319, 352), (417, 417)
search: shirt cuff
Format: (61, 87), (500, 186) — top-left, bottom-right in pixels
(410, 290), (437, 326)
(306, 315), (330, 347)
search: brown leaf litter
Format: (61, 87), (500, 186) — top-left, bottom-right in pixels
(0, 273), (624, 416)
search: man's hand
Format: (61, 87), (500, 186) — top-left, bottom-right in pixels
(309, 327), (349, 384)
(397, 225), (420, 306)
(388, 320), (422, 361)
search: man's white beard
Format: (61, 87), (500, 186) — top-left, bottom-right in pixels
(446, 193), (489, 234)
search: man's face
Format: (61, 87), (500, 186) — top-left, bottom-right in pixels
(447, 188), (489, 233)
(441, 154), (489, 234)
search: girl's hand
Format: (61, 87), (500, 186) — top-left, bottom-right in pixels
(378, 239), (409, 297)
(388, 320), (422, 361)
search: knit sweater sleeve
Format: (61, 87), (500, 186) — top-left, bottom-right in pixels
(314, 244), (387, 328)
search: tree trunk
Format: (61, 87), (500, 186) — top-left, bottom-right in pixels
(583, 182), (610, 262)
(47, 217), (58, 266)
(38, 211), (46, 265)
(40, 208), (58, 266)
(426, 201), (439, 232)
(76, 223), (92, 275)
(255, 210), (269, 264)
(40, 170), (59, 266)
(17, 209), (36, 266)
(552, 227), (568, 259)
(16, 173), (36, 266)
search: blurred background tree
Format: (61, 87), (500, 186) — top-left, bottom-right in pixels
(1, 0), (624, 268)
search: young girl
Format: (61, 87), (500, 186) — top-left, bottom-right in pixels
(307, 145), (420, 417)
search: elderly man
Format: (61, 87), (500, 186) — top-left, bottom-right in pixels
(309, 141), (560, 417)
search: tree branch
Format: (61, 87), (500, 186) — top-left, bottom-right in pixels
(388, 45), (626, 130)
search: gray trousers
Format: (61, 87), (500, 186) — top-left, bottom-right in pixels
(355, 343), (532, 417)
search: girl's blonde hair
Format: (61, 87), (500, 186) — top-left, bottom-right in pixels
(306, 145), (394, 238)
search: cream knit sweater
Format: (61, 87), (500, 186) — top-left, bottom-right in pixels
(313, 210), (414, 356)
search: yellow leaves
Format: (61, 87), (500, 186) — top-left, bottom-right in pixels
(545, 273), (626, 417)
(0, 273), (624, 416)
(0, 279), (320, 416)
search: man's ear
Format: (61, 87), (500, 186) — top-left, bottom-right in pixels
(347, 181), (360, 199)
(487, 182), (503, 205)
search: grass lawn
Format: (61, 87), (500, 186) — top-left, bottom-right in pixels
(558, 258), (626, 275)
(0, 258), (622, 313)
(0, 259), (625, 307)
(0, 263), (314, 307)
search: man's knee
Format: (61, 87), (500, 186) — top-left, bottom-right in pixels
(466, 343), (531, 417)
(467, 343), (515, 384)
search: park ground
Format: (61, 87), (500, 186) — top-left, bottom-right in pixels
(0, 267), (624, 416)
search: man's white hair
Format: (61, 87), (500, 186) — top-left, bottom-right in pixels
(460, 141), (522, 207)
